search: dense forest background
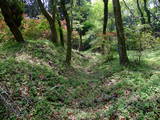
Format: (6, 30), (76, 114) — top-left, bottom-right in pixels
(0, 0), (160, 119)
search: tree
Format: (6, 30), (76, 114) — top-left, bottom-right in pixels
(143, 0), (151, 25)
(23, 0), (40, 18)
(136, 0), (146, 24)
(112, 0), (129, 65)
(37, 0), (58, 43)
(57, 13), (64, 47)
(122, 0), (135, 18)
(102, 0), (109, 54)
(0, 0), (25, 42)
(60, 0), (72, 65)
(103, 0), (109, 35)
(72, 0), (92, 51)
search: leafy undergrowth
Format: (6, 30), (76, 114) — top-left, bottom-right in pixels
(0, 40), (160, 120)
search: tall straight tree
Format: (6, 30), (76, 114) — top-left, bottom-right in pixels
(60, 0), (72, 65)
(0, 0), (24, 42)
(136, 0), (146, 24)
(37, 0), (58, 43)
(56, 3), (65, 47)
(57, 14), (64, 47)
(50, 0), (59, 43)
(112, 0), (129, 65)
(102, 0), (109, 54)
(103, 0), (109, 35)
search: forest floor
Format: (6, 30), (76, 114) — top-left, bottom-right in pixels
(0, 40), (160, 120)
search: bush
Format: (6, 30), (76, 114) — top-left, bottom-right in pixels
(125, 26), (160, 63)
(23, 18), (50, 40)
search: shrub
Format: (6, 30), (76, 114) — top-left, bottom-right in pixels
(23, 18), (49, 40)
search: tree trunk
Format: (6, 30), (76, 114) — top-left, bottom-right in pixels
(37, 0), (58, 43)
(79, 33), (82, 51)
(57, 19), (64, 47)
(143, 0), (151, 24)
(102, 0), (109, 54)
(122, 0), (135, 25)
(60, 0), (72, 65)
(122, 0), (135, 18)
(136, 0), (146, 24)
(112, 0), (129, 65)
(0, 3), (24, 43)
(9, 24), (24, 43)
(51, 0), (58, 43)
(103, 0), (109, 35)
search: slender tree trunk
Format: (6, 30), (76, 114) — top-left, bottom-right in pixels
(102, 0), (109, 54)
(37, 0), (58, 43)
(112, 0), (129, 65)
(51, 0), (58, 43)
(79, 33), (82, 51)
(60, 0), (72, 65)
(57, 20), (64, 47)
(77, 0), (83, 51)
(136, 0), (146, 24)
(143, 0), (151, 24)
(122, 0), (135, 25)
(122, 0), (135, 18)
(103, 0), (109, 34)
(0, 3), (24, 43)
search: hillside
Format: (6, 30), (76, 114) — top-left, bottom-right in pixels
(0, 0), (160, 119)
(0, 40), (159, 120)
